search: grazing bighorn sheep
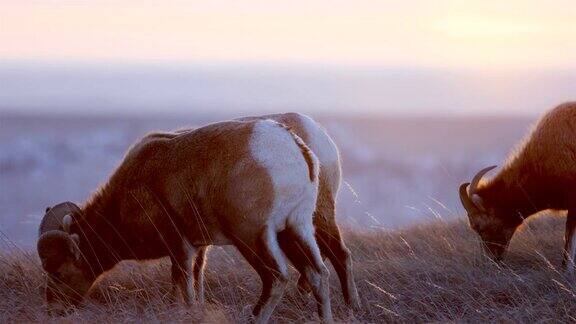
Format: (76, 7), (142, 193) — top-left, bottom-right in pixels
(37, 120), (334, 323)
(459, 102), (576, 272)
(193, 112), (360, 309)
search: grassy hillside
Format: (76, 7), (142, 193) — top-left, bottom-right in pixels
(1, 215), (574, 323)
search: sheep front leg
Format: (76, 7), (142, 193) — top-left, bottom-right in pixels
(193, 246), (209, 304)
(171, 242), (197, 305)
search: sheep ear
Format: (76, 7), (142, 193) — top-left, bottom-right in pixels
(63, 214), (73, 233)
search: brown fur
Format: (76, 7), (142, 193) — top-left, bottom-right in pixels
(195, 112), (360, 309)
(37, 120), (331, 322)
(464, 102), (576, 266)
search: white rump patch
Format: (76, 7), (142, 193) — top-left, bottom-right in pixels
(249, 120), (319, 232)
(297, 113), (340, 165)
(294, 113), (341, 195)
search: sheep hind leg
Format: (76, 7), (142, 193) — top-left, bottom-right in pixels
(277, 230), (312, 294)
(315, 222), (360, 310)
(235, 226), (289, 324)
(284, 223), (333, 323)
(562, 209), (576, 275)
(280, 220), (357, 306)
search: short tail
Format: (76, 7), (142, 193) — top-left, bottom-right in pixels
(274, 122), (319, 182)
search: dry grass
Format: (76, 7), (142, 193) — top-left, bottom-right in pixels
(1, 215), (575, 323)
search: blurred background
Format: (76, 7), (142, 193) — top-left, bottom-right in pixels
(1, 1), (575, 247)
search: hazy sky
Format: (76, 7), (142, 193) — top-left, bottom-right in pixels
(2, 0), (576, 69)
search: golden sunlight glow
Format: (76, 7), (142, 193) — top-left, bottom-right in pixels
(1, 1), (575, 69)
(434, 18), (542, 38)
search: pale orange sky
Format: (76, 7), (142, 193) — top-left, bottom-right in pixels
(1, 0), (576, 69)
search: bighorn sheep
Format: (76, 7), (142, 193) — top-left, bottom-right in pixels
(194, 112), (360, 309)
(459, 102), (576, 272)
(38, 120), (334, 323)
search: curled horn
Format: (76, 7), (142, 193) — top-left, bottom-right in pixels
(460, 165), (497, 212)
(469, 165), (497, 196)
(38, 201), (80, 236)
(459, 182), (477, 212)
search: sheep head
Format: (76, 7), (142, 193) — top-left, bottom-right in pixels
(38, 202), (92, 313)
(459, 166), (520, 260)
